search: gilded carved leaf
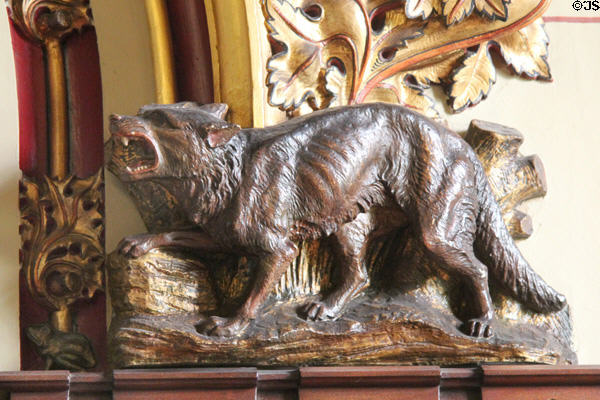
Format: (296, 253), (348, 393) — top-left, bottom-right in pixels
(19, 172), (105, 311)
(406, 50), (466, 86)
(494, 18), (551, 80)
(325, 66), (350, 108)
(442, 0), (475, 25)
(264, 0), (365, 110)
(474, 0), (508, 21)
(367, 51), (465, 118)
(405, 0), (442, 20)
(263, 0), (551, 116)
(366, 76), (439, 119)
(449, 43), (496, 112)
(265, 0), (328, 110)
(442, 0), (509, 25)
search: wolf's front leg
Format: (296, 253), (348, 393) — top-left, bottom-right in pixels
(301, 217), (371, 321)
(197, 239), (298, 337)
(117, 230), (221, 258)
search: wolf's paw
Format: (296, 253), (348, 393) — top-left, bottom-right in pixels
(299, 300), (342, 321)
(463, 318), (493, 338)
(195, 315), (250, 337)
(117, 234), (159, 258)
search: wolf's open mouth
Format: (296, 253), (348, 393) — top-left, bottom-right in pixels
(111, 134), (158, 174)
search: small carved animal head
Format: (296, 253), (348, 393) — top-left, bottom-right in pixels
(106, 102), (241, 181)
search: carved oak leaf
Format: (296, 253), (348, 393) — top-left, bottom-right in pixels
(263, 0), (549, 116)
(448, 43), (496, 112)
(325, 66), (349, 108)
(406, 50), (466, 86)
(405, 0), (442, 20)
(265, 0), (327, 110)
(367, 51), (464, 118)
(494, 18), (551, 80)
(442, 0), (475, 25)
(442, 0), (509, 25)
(264, 0), (366, 111)
(372, 9), (426, 59)
(365, 75), (439, 119)
(474, 0), (508, 21)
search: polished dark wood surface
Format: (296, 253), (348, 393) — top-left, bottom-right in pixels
(1, 366), (599, 399)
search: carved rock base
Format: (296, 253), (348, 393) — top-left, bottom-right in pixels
(108, 250), (575, 369)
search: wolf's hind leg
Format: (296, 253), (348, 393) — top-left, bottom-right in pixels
(300, 214), (372, 321)
(416, 161), (494, 338)
(421, 231), (494, 337)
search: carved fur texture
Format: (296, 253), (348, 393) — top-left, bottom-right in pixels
(106, 102), (565, 338)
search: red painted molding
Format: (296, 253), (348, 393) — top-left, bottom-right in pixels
(7, 9), (106, 371)
(64, 27), (104, 178)
(166, 0), (214, 104)
(8, 19), (47, 177)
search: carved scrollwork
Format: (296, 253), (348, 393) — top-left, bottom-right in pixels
(6, 0), (92, 43)
(19, 170), (104, 332)
(262, 0), (551, 117)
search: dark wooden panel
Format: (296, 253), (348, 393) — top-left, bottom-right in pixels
(300, 387), (439, 400)
(0, 371), (69, 400)
(300, 366), (441, 387)
(258, 369), (299, 400)
(113, 368), (258, 399)
(441, 368), (482, 400)
(482, 365), (600, 386)
(0, 366), (598, 399)
(481, 365), (600, 400)
(114, 388), (257, 400)
(482, 386), (600, 400)
(299, 366), (441, 400)
(70, 372), (112, 400)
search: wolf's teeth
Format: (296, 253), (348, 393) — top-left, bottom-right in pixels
(122, 137), (129, 146)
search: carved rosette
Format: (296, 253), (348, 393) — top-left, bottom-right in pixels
(262, 0), (551, 118)
(6, 0), (91, 43)
(19, 171), (104, 334)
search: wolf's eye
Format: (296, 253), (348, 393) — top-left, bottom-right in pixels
(147, 111), (176, 129)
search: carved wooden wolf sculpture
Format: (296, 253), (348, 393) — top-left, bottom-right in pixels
(106, 102), (566, 338)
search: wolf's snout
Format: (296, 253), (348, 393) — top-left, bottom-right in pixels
(109, 114), (124, 133)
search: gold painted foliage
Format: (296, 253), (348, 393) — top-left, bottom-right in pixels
(263, 0), (552, 117)
(449, 19), (551, 111)
(493, 18), (551, 79)
(19, 172), (104, 311)
(449, 43), (496, 112)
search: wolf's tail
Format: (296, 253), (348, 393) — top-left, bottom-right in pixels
(472, 162), (566, 313)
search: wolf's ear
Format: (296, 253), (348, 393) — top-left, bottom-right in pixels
(204, 123), (241, 147)
(198, 103), (229, 120)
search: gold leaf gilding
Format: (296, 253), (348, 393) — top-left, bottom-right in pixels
(405, 0), (442, 20)
(442, 0), (474, 25)
(263, 0), (551, 116)
(449, 43), (496, 112)
(474, 0), (508, 21)
(494, 18), (551, 80)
